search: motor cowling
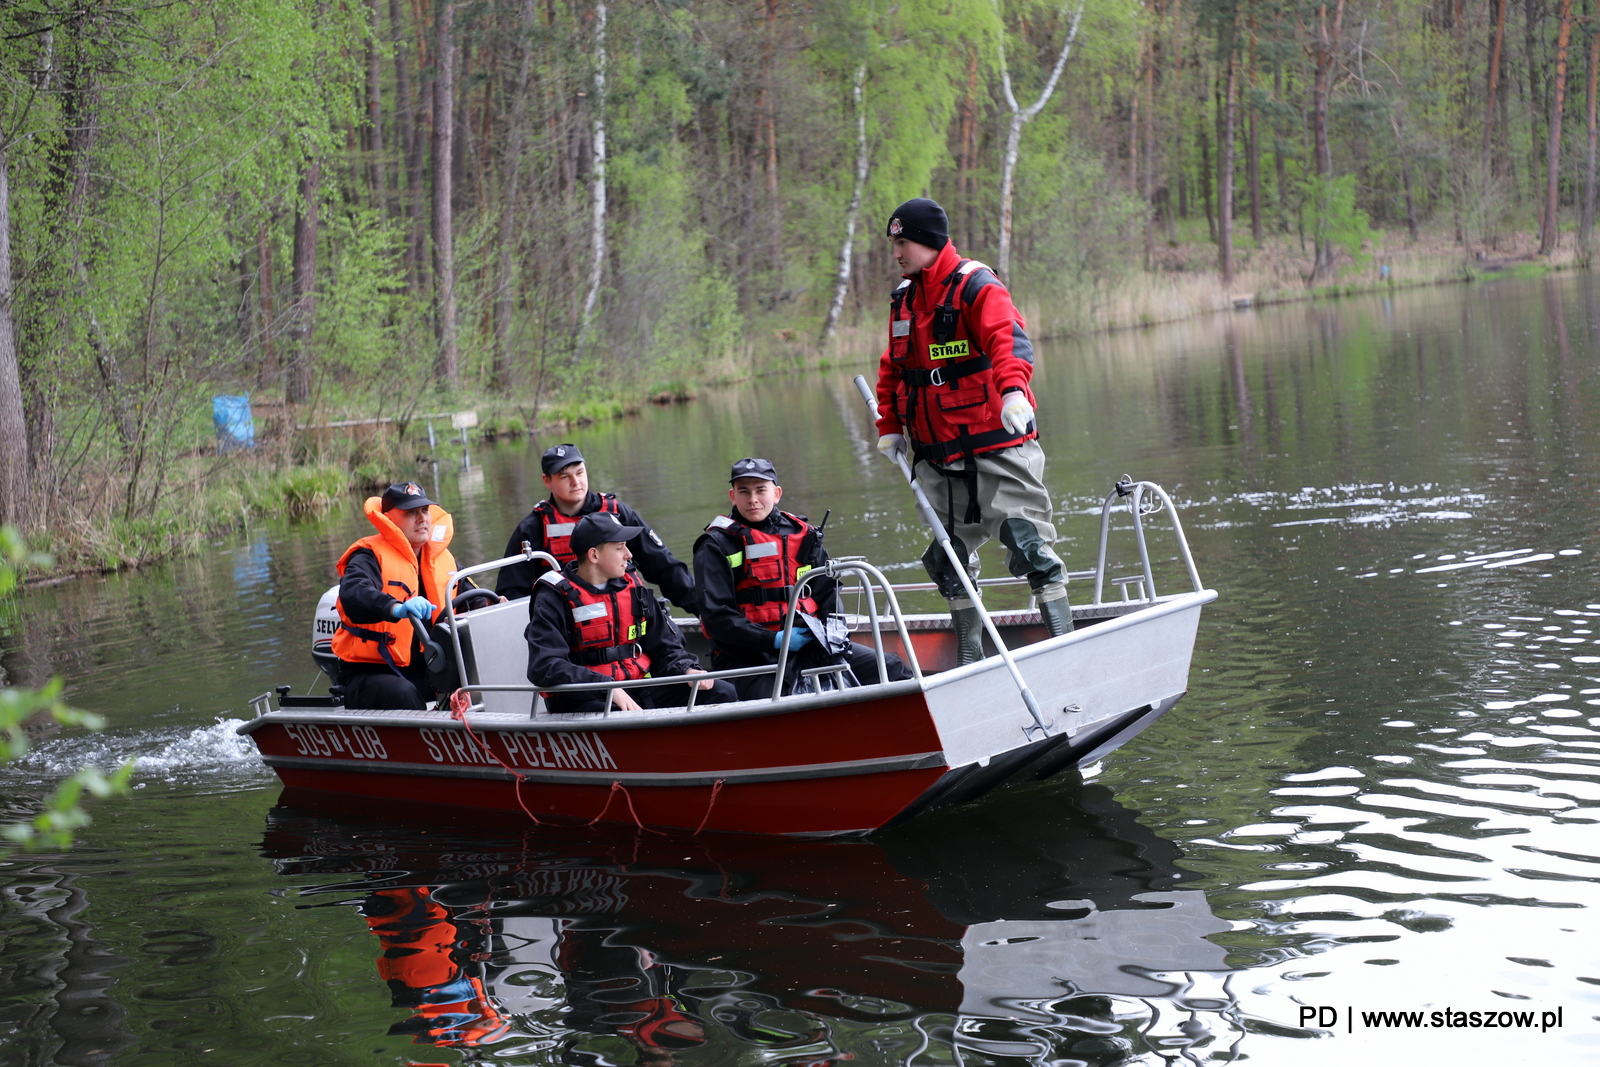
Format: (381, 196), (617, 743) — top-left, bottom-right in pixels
(312, 584), (342, 680)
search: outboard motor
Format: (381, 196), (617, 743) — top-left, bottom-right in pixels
(312, 584), (342, 680)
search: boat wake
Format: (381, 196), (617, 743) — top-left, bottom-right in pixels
(11, 719), (274, 791)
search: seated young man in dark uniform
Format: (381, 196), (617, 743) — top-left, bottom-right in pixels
(496, 443), (697, 613)
(526, 513), (738, 715)
(693, 457), (912, 701)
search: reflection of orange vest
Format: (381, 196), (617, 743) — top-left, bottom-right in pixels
(365, 887), (461, 991)
(331, 498), (457, 668)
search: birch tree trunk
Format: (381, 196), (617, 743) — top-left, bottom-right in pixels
(578, 0), (607, 348)
(492, 0), (535, 389)
(1541, 0), (1575, 255)
(0, 138), (31, 528)
(821, 64), (868, 345)
(996, 0), (1086, 277)
(432, 0), (458, 385)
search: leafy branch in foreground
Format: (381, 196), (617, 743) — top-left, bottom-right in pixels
(0, 525), (132, 851)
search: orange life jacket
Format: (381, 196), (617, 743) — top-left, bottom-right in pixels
(537, 567), (652, 681)
(331, 497), (457, 668)
(533, 494), (621, 566)
(704, 512), (818, 628)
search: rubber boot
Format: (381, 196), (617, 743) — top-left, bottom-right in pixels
(951, 606), (985, 666)
(1039, 597), (1074, 637)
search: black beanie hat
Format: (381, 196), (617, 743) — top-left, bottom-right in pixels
(886, 198), (949, 250)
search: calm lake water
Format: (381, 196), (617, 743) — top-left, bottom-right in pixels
(4, 273), (1600, 1065)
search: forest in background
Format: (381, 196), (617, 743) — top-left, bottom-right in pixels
(0, 0), (1596, 544)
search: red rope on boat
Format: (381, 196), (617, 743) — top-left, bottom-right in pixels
(450, 690), (542, 826)
(693, 778), (725, 836)
(589, 780), (661, 833)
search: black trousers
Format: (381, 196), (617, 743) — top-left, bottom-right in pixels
(731, 641), (913, 701)
(338, 661), (435, 710)
(547, 676), (740, 716)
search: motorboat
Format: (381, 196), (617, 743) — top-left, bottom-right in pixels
(238, 478), (1215, 835)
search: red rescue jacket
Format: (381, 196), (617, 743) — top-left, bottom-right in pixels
(533, 494), (620, 566)
(332, 498), (457, 668)
(537, 567), (652, 681)
(704, 512), (819, 628)
(874, 241), (1038, 463)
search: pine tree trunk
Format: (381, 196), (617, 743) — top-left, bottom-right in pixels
(1486, 0), (1506, 170)
(1307, 0), (1343, 285)
(368, 0), (388, 217)
(286, 157), (320, 404)
(433, 0), (458, 384)
(1581, 26), (1599, 249)
(1541, 0), (1575, 254)
(392, 0), (419, 288)
(1218, 47), (1238, 284)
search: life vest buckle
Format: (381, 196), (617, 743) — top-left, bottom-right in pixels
(926, 365), (945, 387)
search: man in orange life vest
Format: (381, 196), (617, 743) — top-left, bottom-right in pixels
(496, 443), (697, 612)
(874, 198), (1072, 664)
(694, 457), (912, 700)
(333, 482), (462, 710)
(526, 512), (738, 715)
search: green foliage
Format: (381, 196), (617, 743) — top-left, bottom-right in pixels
(0, 527), (132, 852)
(1301, 174), (1379, 271)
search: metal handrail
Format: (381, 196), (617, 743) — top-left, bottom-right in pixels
(772, 557), (924, 701)
(1092, 479), (1204, 606)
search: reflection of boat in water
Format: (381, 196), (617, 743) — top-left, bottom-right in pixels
(241, 479), (1216, 835)
(260, 780), (1236, 1062)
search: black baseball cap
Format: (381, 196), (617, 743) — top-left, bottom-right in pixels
(729, 457), (778, 484)
(886, 198), (949, 250)
(570, 512), (644, 557)
(380, 482), (437, 511)
(540, 443), (585, 476)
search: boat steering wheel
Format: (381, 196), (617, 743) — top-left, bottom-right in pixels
(450, 587), (500, 614)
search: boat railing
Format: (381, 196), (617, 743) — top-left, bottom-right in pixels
(831, 478), (1202, 610)
(438, 545), (919, 716)
(1090, 477), (1203, 606)
(776, 557), (925, 699)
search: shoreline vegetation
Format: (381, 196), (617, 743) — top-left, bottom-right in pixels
(16, 233), (1579, 588)
(8, 0), (1599, 585)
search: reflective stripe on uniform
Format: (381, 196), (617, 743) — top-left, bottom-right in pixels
(746, 542), (779, 559)
(571, 602), (608, 623)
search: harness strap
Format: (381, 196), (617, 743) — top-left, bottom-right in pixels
(575, 643), (644, 665)
(912, 424), (1031, 465)
(734, 585), (807, 606)
(902, 353), (993, 387)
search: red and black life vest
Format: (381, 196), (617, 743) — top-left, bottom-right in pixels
(704, 512), (818, 628)
(534, 494), (621, 566)
(537, 567), (651, 681)
(885, 252), (1034, 466)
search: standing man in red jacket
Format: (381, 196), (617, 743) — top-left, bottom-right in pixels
(873, 197), (1071, 664)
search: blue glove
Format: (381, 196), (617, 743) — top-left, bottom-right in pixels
(390, 595), (436, 622)
(774, 628), (812, 651)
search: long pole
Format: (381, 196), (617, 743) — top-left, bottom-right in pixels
(852, 375), (1050, 737)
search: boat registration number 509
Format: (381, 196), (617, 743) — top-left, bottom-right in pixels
(282, 722), (388, 760)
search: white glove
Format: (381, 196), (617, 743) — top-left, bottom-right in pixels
(876, 433), (906, 462)
(999, 391), (1034, 435)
